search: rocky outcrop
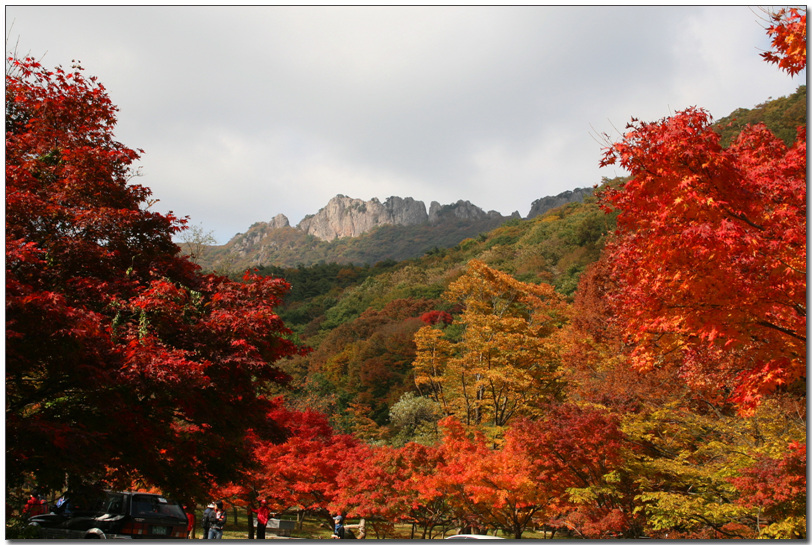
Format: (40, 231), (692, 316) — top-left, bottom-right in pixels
(526, 187), (593, 219)
(428, 200), (517, 224)
(296, 195), (428, 242)
(269, 213), (290, 229)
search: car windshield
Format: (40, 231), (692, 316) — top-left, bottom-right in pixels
(102, 493), (126, 515)
(130, 494), (186, 520)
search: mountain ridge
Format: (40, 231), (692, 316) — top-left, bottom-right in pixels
(195, 188), (593, 271)
(260, 194), (522, 242)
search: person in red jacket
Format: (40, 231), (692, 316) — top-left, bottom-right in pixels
(183, 505), (196, 539)
(251, 499), (270, 539)
(23, 493), (47, 517)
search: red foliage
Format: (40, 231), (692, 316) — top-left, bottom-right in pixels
(761, 8), (807, 76)
(417, 417), (554, 538)
(508, 404), (641, 538)
(599, 107), (806, 411)
(236, 399), (361, 518)
(420, 310), (453, 326)
(6, 57), (304, 500)
(731, 441), (806, 534)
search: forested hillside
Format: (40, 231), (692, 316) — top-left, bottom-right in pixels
(258, 81), (808, 427)
(242, 18), (807, 536)
(263, 186), (618, 424)
(7, 7), (806, 541)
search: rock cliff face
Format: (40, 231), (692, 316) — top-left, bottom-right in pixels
(428, 200), (519, 223)
(297, 195), (428, 241)
(527, 187), (593, 219)
(239, 190), (589, 245)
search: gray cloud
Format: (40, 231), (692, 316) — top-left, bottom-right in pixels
(6, 6), (804, 242)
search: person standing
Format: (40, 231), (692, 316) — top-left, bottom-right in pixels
(252, 499), (270, 540)
(202, 503), (215, 539)
(332, 515), (345, 539)
(183, 505), (196, 539)
(208, 501), (226, 540)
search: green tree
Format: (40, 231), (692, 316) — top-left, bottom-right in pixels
(388, 392), (442, 446)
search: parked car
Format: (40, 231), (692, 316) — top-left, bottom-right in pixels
(29, 489), (188, 539)
(445, 535), (505, 540)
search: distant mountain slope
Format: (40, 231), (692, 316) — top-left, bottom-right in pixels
(527, 187), (594, 219)
(263, 180), (622, 341)
(194, 191), (590, 271)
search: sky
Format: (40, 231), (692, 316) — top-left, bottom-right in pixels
(5, 5), (805, 244)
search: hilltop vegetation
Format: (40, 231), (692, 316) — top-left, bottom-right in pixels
(714, 84), (806, 147)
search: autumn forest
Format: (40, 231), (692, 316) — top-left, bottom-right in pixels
(5, 8), (806, 540)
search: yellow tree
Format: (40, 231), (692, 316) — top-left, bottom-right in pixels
(413, 260), (567, 436)
(412, 326), (453, 415)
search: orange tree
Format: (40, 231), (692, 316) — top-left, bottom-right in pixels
(330, 443), (401, 538)
(224, 398), (361, 530)
(419, 417), (554, 539)
(6, 57), (303, 503)
(331, 436), (451, 539)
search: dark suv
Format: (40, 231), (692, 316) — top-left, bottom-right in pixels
(29, 489), (188, 539)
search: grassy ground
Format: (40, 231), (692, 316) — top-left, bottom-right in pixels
(192, 507), (557, 540)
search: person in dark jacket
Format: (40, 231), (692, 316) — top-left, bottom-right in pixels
(208, 501), (226, 540)
(332, 515), (345, 539)
(202, 503), (215, 539)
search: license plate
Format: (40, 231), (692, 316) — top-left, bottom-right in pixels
(152, 526), (169, 535)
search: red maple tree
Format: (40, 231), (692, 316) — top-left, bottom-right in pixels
(6, 57), (304, 501)
(731, 440), (806, 538)
(597, 13), (807, 411)
(508, 404), (641, 538)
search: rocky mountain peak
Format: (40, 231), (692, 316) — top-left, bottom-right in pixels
(227, 188), (590, 250)
(296, 195), (429, 241)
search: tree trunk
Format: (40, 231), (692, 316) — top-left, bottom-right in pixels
(247, 506), (255, 540)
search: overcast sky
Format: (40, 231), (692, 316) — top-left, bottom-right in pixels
(6, 6), (805, 243)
